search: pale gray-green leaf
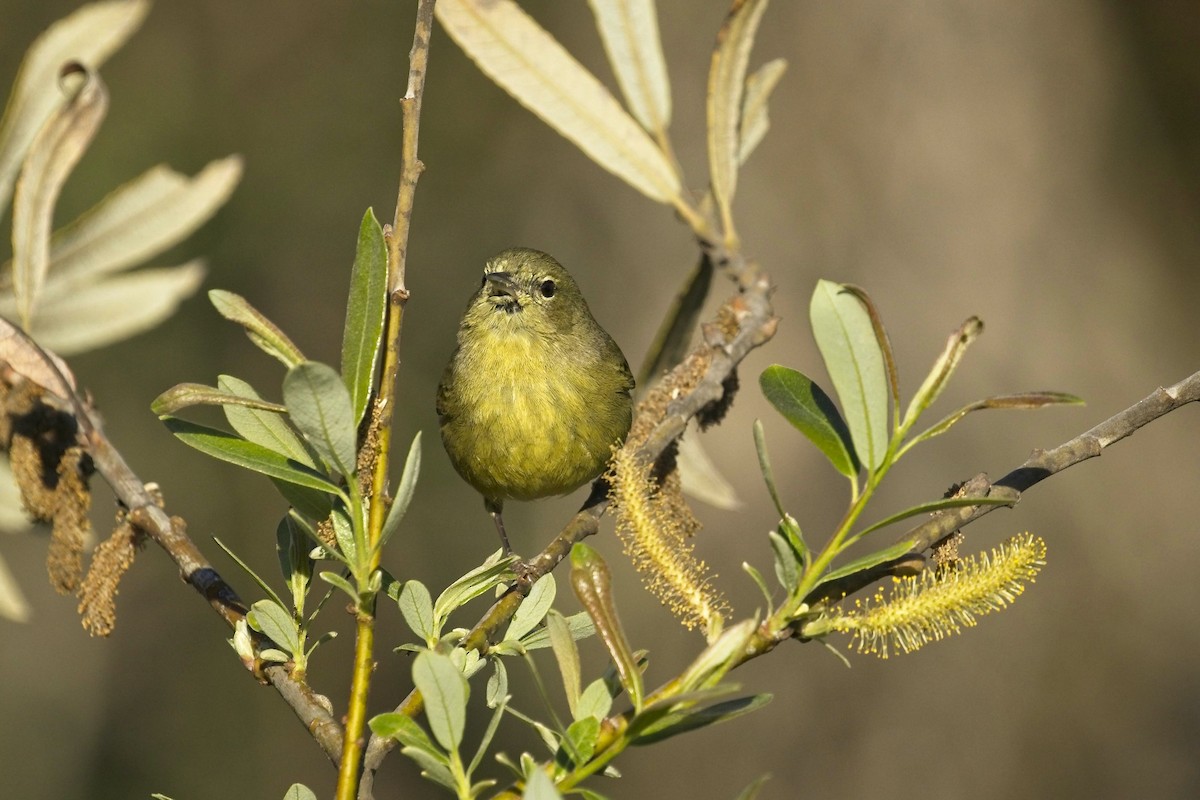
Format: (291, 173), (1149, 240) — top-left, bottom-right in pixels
(547, 609), (581, 718)
(208, 289), (305, 368)
(522, 768), (564, 800)
(437, 0), (681, 204)
(0, 0), (149, 218)
(283, 361), (357, 478)
(341, 208), (388, 426)
(677, 428), (741, 509)
(377, 431), (421, 551)
(282, 784), (317, 800)
(768, 529), (797, 590)
(504, 572), (556, 642)
(413, 650), (468, 752)
(576, 678), (613, 722)
(433, 556), (516, 630)
(810, 279), (889, 471)
(738, 58), (786, 164)
(520, 610), (595, 650)
(398, 579), (436, 643)
(247, 599), (299, 655)
(17, 261), (204, 356)
(11, 64), (107, 328)
(587, 0), (671, 133)
(151, 381), (285, 418)
(218, 375), (315, 467)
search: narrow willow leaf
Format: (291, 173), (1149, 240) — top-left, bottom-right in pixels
(38, 157), (242, 292)
(151, 382), (286, 417)
(677, 429), (741, 509)
(283, 361), (357, 479)
(218, 375), (315, 467)
(734, 774), (772, 800)
(213, 536), (285, 610)
(402, 747), (456, 790)
(0, 316), (77, 400)
(208, 289), (305, 368)
(504, 572), (556, 642)
(398, 579), (437, 643)
(432, 557), (516, 631)
(840, 284), (899, 422)
(162, 417), (340, 493)
(0, 0), (149, 218)
(282, 785), (317, 800)
(577, 678), (614, 722)
(469, 692), (508, 775)
(768, 529), (798, 590)
(636, 253), (713, 389)
(902, 317), (984, 430)
(520, 610), (595, 650)
(587, 0), (672, 134)
(548, 609), (582, 718)
(707, 0), (770, 230)
(676, 617), (756, 694)
(855, 495), (1014, 539)
(810, 280), (889, 471)
(814, 540), (916, 589)
(632, 693), (772, 745)
(738, 58), (786, 164)
(11, 64), (107, 328)
(318, 570), (358, 601)
(759, 365), (857, 477)
(247, 599), (300, 655)
(341, 209), (388, 427)
(570, 543), (643, 710)
(369, 711), (441, 757)
(436, 0), (681, 204)
(910, 391), (1085, 448)
(377, 431), (422, 551)
(413, 650), (469, 752)
(20, 261), (205, 356)
(752, 419), (786, 519)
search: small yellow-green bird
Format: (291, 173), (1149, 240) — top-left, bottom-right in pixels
(437, 247), (635, 553)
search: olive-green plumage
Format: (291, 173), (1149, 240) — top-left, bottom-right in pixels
(437, 248), (635, 551)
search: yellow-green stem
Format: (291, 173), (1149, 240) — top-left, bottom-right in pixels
(335, 606), (377, 800)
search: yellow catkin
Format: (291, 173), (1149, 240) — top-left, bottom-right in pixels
(610, 449), (730, 631)
(830, 533), (1046, 658)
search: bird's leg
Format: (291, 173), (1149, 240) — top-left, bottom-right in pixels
(485, 497), (513, 554)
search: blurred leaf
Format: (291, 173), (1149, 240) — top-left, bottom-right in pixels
(636, 253), (712, 389)
(759, 365), (857, 477)
(271, 478), (334, 524)
(341, 208), (388, 427)
(209, 289), (306, 368)
(11, 63), (107, 328)
(413, 650), (469, 752)
(0, 316), (77, 400)
(37, 157), (241, 294)
(283, 361), (357, 479)
(151, 381), (286, 417)
(520, 610), (595, 650)
(0, 548), (31, 622)
(707, 0), (770, 231)
(548, 609), (582, 718)
(486, 659), (509, 708)
(504, 572), (556, 643)
(810, 280), (889, 471)
(902, 316), (983, 430)
(318, 570), (357, 601)
(398, 579), (436, 643)
(0, 460), (31, 531)
(855, 495), (1013, 539)
(247, 598), (300, 655)
(18, 261), (205, 355)
(734, 774), (771, 800)
(162, 417), (340, 494)
(561, 715), (600, 765)
(751, 419), (786, 519)
(738, 58), (786, 164)
(402, 747), (456, 790)
(676, 618), (756, 694)
(433, 556), (516, 631)
(218, 375), (315, 467)
(910, 391), (1085, 449)
(523, 769), (564, 800)
(767, 529), (797, 590)
(633, 693), (772, 745)
(576, 678), (613, 722)
(587, 0), (671, 134)
(436, 0), (681, 204)
(281, 784), (317, 800)
(377, 431), (422, 552)
(369, 711), (442, 758)
(570, 543), (642, 710)
(677, 428), (741, 509)
(0, 0), (149, 218)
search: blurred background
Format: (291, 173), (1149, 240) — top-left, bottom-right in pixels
(2, 1), (1199, 798)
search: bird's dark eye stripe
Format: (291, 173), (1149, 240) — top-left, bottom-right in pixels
(539, 279), (556, 298)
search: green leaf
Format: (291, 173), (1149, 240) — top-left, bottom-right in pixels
(767, 528), (798, 590)
(413, 650), (468, 752)
(329, 505), (358, 567)
(283, 361), (358, 478)
(11, 64), (107, 328)
(523, 768), (564, 800)
(759, 365), (857, 477)
(576, 678), (613, 722)
(752, 418), (787, 519)
(433, 556), (517, 631)
(369, 712), (442, 757)
(213, 537), (285, 609)
(548, 609), (582, 718)
(560, 715), (601, 766)
(855, 495), (1014, 539)
(809, 280), (889, 471)
(814, 540), (915, 589)
(209, 289), (305, 368)
(270, 478), (335, 523)
(247, 599), (299, 655)
(741, 561), (773, 611)
(318, 570), (358, 601)
(276, 514), (313, 604)
(734, 774), (772, 800)
(398, 580), (436, 643)
(504, 573), (556, 643)
(902, 316), (984, 430)
(341, 209), (388, 426)
(587, 0), (671, 134)
(839, 284), (900, 423)
(632, 693), (772, 745)
(282, 784), (317, 800)
(486, 658), (509, 708)
(908, 391), (1086, 450)
(151, 382), (286, 417)
(162, 417), (340, 493)
(676, 618), (757, 694)
(377, 431), (421, 552)
(219, 375), (316, 467)
(707, 0), (770, 233)
(520, 610), (595, 650)
(435, 0), (681, 205)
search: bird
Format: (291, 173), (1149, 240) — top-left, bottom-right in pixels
(436, 247), (634, 553)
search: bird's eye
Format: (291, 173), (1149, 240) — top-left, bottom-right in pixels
(539, 279), (556, 298)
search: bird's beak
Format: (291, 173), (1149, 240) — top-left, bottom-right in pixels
(484, 271), (519, 299)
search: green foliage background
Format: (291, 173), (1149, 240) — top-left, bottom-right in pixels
(2, 2), (1199, 798)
